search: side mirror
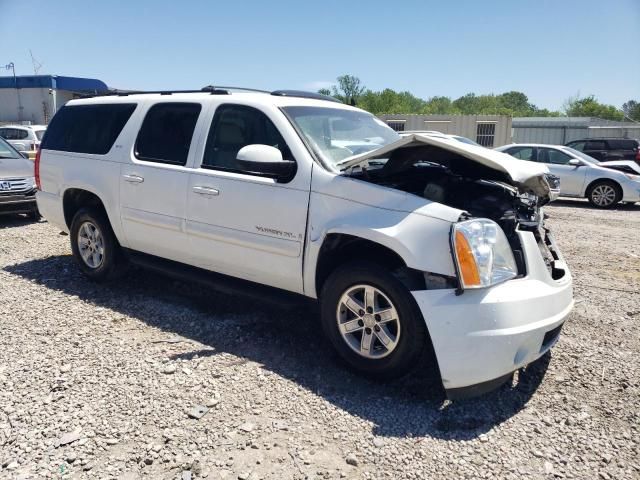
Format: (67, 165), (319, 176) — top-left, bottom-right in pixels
(568, 158), (582, 167)
(236, 145), (295, 181)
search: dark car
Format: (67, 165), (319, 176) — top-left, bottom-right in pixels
(565, 138), (640, 163)
(0, 136), (39, 219)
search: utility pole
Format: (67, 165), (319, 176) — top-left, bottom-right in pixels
(4, 62), (23, 122)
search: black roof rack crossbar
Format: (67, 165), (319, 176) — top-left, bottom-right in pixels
(93, 87), (230, 97)
(271, 90), (342, 103)
(208, 85), (270, 93)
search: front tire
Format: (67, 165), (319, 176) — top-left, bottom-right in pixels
(319, 261), (430, 379)
(587, 180), (621, 208)
(70, 208), (127, 281)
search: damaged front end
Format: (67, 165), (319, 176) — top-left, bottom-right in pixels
(339, 134), (558, 281)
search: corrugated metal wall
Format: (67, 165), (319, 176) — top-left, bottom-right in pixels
(512, 118), (640, 144)
(377, 114), (512, 146)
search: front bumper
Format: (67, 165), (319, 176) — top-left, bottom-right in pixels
(0, 192), (38, 215)
(412, 229), (573, 398)
(621, 180), (640, 202)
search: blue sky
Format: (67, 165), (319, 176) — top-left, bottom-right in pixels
(1, 0), (638, 110)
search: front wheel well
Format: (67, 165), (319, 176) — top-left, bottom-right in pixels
(62, 189), (108, 230)
(314, 234), (426, 295)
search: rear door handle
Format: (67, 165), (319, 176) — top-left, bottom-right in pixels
(123, 174), (144, 183)
(192, 186), (220, 196)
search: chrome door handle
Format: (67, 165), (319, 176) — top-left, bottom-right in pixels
(123, 174), (144, 183)
(192, 186), (220, 196)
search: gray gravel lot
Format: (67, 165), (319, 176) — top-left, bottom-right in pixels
(1, 200), (639, 479)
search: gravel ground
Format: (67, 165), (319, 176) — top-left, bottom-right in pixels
(0, 199), (639, 480)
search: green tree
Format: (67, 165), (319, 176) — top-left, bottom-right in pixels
(563, 95), (624, 120)
(317, 88), (332, 97)
(332, 75), (366, 106)
(622, 100), (640, 121)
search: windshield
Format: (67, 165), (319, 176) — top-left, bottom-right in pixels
(0, 137), (20, 159)
(282, 106), (399, 168)
(563, 146), (600, 164)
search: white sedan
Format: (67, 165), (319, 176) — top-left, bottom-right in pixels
(496, 143), (640, 208)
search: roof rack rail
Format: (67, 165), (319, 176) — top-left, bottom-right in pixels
(207, 85), (270, 94)
(92, 87), (230, 97)
(271, 90), (342, 103)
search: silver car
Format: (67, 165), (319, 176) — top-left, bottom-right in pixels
(496, 144), (640, 208)
(0, 137), (39, 218)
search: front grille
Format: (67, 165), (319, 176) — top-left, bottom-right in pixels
(0, 178), (33, 195)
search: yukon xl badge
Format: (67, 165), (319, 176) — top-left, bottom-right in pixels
(255, 226), (301, 240)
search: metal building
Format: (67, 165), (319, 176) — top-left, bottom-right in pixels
(376, 114), (512, 147)
(512, 117), (640, 145)
(0, 75), (109, 125)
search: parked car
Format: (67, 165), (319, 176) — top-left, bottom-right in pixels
(36, 88), (573, 399)
(565, 138), (640, 163)
(0, 136), (39, 218)
(0, 124), (47, 159)
(496, 143), (640, 207)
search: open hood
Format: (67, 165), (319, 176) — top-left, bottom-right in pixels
(337, 134), (551, 197)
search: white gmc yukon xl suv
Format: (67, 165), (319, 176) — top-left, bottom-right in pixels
(36, 87), (574, 398)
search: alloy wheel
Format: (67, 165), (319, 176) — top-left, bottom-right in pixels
(77, 221), (105, 269)
(336, 284), (401, 359)
(591, 184), (617, 207)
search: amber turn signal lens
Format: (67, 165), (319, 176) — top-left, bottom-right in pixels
(455, 230), (481, 287)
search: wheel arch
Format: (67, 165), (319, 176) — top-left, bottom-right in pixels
(585, 177), (622, 197)
(313, 233), (427, 298)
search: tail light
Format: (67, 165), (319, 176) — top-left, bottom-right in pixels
(35, 148), (41, 190)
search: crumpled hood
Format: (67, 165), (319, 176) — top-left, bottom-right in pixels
(337, 134), (551, 197)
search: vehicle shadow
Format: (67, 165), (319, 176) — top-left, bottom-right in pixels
(4, 255), (550, 440)
(0, 215), (41, 229)
(551, 198), (640, 210)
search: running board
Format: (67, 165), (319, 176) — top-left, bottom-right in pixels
(123, 249), (310, 309)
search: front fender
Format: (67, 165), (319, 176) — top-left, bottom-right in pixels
(303, 191), (456, 298)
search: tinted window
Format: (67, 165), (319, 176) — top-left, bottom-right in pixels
(538, 148), (573, 165)
(0, 128), (25, 140)
(585, 140), (606, 150)
(135, 103), (201, 166)
(567, 141), (586, 151)
(507, 146), (536, 161)
(607, 139), (636, 150)
(202, 104), (292, 173)
(42, 104), (136, 154)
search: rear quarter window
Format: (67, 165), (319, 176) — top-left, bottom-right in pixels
(607, 139), (636, 150)
(41, 103), (137, 155)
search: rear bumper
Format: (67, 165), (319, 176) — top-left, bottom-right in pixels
(36, 190), (67, 231)
(412, 229), (573, 397)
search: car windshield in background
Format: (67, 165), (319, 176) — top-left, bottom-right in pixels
(563, 147), (600, 164)
(0, 137), (20, 159)
(451, 135), (480, 146)
(282, 106), (399, 168)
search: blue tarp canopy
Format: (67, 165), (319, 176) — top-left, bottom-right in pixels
(0, 75), (108, 92)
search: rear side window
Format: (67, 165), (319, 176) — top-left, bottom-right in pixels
(42, 104), (136, 154)
(0, 128), (28, 140)
(135, 103), (202, 166)
(585, 140), (606, 150)
(506, 146), (536, 161)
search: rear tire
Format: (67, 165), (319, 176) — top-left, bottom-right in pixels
(586, 180), (621, 208)
(319, 261), (431, 380)
(70, 208), (127, 281)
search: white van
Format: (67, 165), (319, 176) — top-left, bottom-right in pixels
(36, 87), (573, 398)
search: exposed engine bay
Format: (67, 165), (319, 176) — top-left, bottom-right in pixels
(347, 145), (554, 274)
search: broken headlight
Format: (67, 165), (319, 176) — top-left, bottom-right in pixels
(451, 219), (518, 289)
